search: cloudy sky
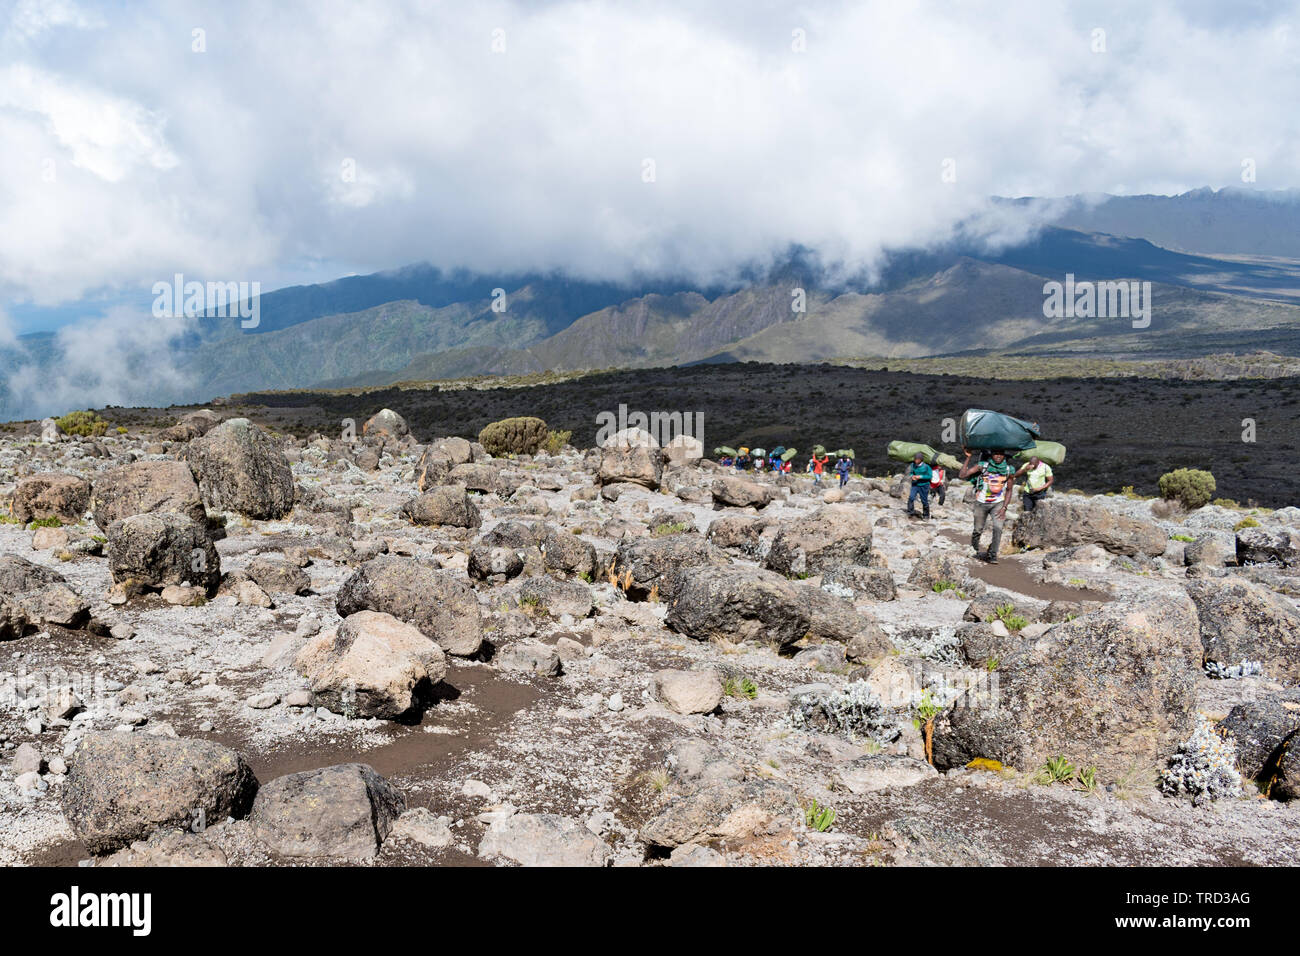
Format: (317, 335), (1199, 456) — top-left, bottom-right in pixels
(2, 0), (1298, 334)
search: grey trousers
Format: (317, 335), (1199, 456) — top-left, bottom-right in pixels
(971, 500), (1006, 556)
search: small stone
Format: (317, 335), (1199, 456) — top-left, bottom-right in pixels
(607, 693), (624, 712)
(462, 779), (494, 800)
(12, 743), (43, 775)
(247, 693), (279, 709)
(161, 584), (207, 606)
(47, 756), (67, 775)
(199, 721), (214, 732)
(24, 717), (43, 735)
(16, 771), (46, 794)
(109, 622), (136, 640)
(119, 710), (147, 726)
(284, 690), (313, 708)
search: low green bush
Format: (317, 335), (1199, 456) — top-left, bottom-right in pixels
(1158, 468), (1216, 510)
(478, 416), (550, 457)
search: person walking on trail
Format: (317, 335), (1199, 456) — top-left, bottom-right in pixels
(929, 464), (947, 507)
(1015, 454), (1054, 512)
(906, 452), (932, 519)
(959, 447), (1013, 562)
(809, 448), (830, 485)
(835, 455), (851, 488)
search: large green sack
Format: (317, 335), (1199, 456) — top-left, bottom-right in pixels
(781, 448), (798, 462)
(888, 440), (937, 464)
(934, 452), (962, 472)
(751, 448), (767, 459)
(833, 448), (855, 460)
(959, 409), (1040, 451)
(1014, 441), (1066, 466)
(714, 446), (737, 457)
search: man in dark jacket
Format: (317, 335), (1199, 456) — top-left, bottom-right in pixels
(906, 453), (932, 519)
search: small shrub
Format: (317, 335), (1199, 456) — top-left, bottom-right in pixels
(1037, 754), (1076, 784)
(1170, 533), (1195, 543)
(803, 800), (836, 832)
(1211, 497), (1240, 509)
(1157, 468), (1216, 510)
(478, 416), (550, 457)
(55, 410), (109, 437)
(1234, 517), (1260, 531)
(652, 521), (690, 537)
(28, 516), (63, 529)
(542, 429), (572, 455)
(931, 579), (966, 599)
(993, 603), (1028, 631)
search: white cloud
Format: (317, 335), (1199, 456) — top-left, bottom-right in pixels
(0, 0), (1296, 309)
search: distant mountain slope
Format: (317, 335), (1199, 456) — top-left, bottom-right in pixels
(1016, 187), (1300, 259)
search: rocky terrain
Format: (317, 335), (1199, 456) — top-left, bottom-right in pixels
(1, 406), (1299, 867)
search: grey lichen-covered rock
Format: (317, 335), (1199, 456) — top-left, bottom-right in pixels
(837, 754), (938, 794)
(1185, 577), (1300, 682)
(186, 417), (295, 519)
(250, 763), (405, 860)
(710, 474), (774, 509)
(906, 552), (986, 596)
(106, 510), (221, 595)
(612, 534), (728, 602)
(91, 460), (206, 530)
(1217, 700), (1300, 781)
(598, 443), (662, 490)
(245, 556), (312, 595)
(62, 733), (258, 855)
(362, 408), (409, 440)
(1236, 526), (1300, 568)
(11, 472), (91, 524)
(933, 590), (1203, 777)
(479, 813), (610, 867)
(400, 485), (482, 528)
(705, 514), (770, 554)
(639, 780), (796, 849)
(653, 668), (723, 714)
(1011, 497), (1167, 556)
(495, 639), (561, 676)
(764, 505), (873, 576)
(821, 564), (897, 601)
(100, 828), (227, 867)
(295, 610), (448, 718)
(1184, 532), (1236, 568)
(336, 555), (483, 656)
(666, 565), (810, 649)
(518, 575), (594, 619)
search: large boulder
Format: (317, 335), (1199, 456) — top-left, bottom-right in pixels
(764, 505), (873, 576)
(711, 475), (774, 509)
(1184, 532), (1235, 568)
(449, 462), (501, 494)
(705, 514), (770, 554)
(666, 565), (810, 649)
(158, 408), (222, 442)
(295, 610), (448, 718)
(1011, 498), (1166, 556)
(245, 556), (312, 596)
(612, 535), (728, 602)
(798, 583), (895, 660)
(336, 555), (483, 656)
(663, 434), (704, 465)
(186, 418), (295, 519)
(400, 485), (481, 528)
(653, 669), (724, 714)
(1274, 734), (1300, 801)
(932, 590), (1203, 777)
(250, 763), (405, 860)
(91, 460), (206, 529)
(0, 557), (85, 638)
(821, 565), (897, 602)
(518, 575), (594, 619)
(1217, 701), (1300, 782)
(1185, 577), (1300, 682)
(11, 472), (90, 524)
(362, 408), (409, 441)
(598, 444), (662, 490)
(106, 511), (221, 595)
(906, 552), (985, 596)
(62, 733), (258, 855)
(1236, 526), (1300, 568)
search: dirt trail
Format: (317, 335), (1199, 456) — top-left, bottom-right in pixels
(938, 529), (1112, 602)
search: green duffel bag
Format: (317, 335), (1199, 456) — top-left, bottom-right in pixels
(833, 448), (855, 460)
(715, 446), (738, 457)
(751, 447), (768, 460)
(888, 440), (937, 464)
(781, 448), (798, 462)
(959, 408), (1040, 451)
(1014, 441), (1066, 466)
(934, 452), (962, 472)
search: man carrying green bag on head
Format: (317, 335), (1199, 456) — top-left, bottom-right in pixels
(959, 447), (1013, 563)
